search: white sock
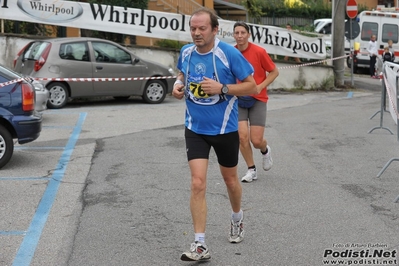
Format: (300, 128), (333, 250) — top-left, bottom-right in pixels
(231, 210), (243, 223)
(195, 233), (205, 243)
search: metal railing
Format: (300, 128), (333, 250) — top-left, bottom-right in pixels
(373, 62), (399, 182)
(259, 17), (314, 27)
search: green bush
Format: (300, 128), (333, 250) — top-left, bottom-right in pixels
(261, 4), (332, 19)
(154, 39), (187, 50)
(259, 0), (369, 21)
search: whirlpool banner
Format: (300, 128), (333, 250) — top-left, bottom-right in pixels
(0, 0), (327, 59)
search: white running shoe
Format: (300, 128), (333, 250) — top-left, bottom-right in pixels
(241, 168), (257, 182)
(180, 241), (211, 261)
(262, 145), (273, 171)
(229, 218), (244, 243)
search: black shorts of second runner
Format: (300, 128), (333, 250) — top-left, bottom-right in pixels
(238, 99), (267, 127)
(184, 127), (239, 167)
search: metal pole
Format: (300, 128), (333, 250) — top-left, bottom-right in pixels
(350, 19), (354, 86)
(331, 0), (335, 59)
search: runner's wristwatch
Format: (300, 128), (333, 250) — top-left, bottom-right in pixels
(221, 84), (229, 94)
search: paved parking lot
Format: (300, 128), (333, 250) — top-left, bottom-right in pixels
(1, 96), (186, 266)
(0, 108), (91, 265)
(1, 74), (399, 266)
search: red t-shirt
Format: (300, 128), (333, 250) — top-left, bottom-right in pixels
(235, 42), (276, 102)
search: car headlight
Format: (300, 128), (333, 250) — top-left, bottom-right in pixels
(33, 81), (45, 91)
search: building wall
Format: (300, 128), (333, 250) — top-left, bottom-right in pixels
(356, 0), (397, 9)
(357, 0), (377, 8)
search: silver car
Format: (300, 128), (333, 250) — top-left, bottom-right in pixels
(14, 37), (175, 109)
(31, 80), (49, 112)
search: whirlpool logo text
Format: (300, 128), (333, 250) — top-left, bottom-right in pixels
(17, 0), (83, 22)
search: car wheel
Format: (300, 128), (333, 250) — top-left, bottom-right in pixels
(346, 57), (358, 73)
(47, 82), (69, 109)
(0, 124), (14, 169)
(346, 56), (352, 68)
(142, 80), (167, 104)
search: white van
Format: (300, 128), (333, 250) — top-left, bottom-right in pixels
(352, 7), (399, 72)
(314, 18), (350, 56)
(314, 18), (333, 34)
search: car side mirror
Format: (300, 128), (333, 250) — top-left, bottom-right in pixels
(134, 58), (140, 63)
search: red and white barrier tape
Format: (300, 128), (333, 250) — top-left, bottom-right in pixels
(0, 75), (177, 88)
(277, 54), (349, 70)
(0, 77), (29, 88)
(0, 55), (350, 88)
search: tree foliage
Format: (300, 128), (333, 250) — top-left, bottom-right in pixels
(252, 0), (369, 21)
(243, 0), (265, 24)
(259, 0), (332, 19)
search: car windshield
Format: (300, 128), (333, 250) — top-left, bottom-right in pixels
(314, 20), (323, 28)
(0, 64), (22, 79)
(23, 41), (50, 60)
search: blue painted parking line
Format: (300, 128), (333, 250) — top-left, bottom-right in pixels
(12, 112), (87, 266)
(14, 124), (77, 151)
(347, 91), (353, 98)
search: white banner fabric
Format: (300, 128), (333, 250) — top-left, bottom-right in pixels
(0, 0), (327, 59)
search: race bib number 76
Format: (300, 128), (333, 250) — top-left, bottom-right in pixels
(189, 82), (210, 98)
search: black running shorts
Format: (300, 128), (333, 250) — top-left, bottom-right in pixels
(184, 127), (239, 167)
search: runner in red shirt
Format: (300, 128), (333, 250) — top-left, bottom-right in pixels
(233, 21), (279, 182)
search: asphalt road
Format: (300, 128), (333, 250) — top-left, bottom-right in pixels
(1, 73), (398, 266)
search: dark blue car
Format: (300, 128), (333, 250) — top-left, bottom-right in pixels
(0, 64), (42, 169)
